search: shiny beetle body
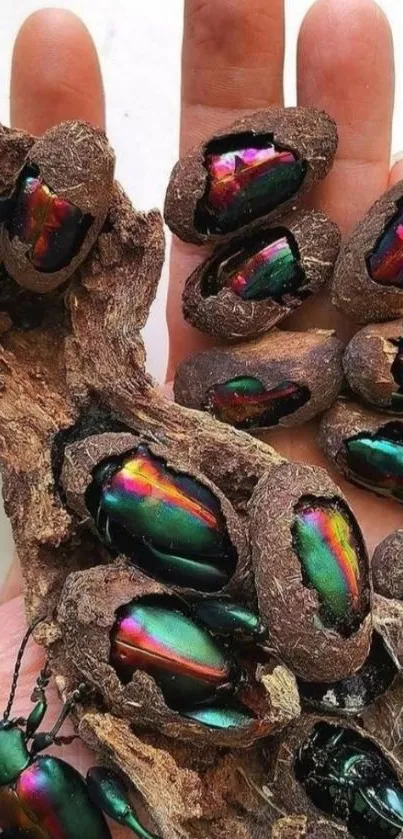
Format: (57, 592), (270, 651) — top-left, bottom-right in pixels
(0, 623), (159, 839)
(86, 445), (236, 591)
(110, 598), (235, 708)
(295, 722), (403, 839)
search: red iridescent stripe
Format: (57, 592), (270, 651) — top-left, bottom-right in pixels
(110, 452), (217, 530)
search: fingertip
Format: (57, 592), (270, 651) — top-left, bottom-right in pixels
(11, 8), (105, 134)
(300, 0), (392, 47)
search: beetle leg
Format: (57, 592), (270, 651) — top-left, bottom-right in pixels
(30, 682), (88, 755)
(87, 766), (160, 839)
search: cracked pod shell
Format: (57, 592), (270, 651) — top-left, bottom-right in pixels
(372, 530), (403, 601)
(57, 564), (301, 749)
(319, 398), (403, 503)
(164, 107), (338, 246)
(0, 120), (115, 292)
(263, 714), (403, 839)
(332, 180), (403, 323)
(182, 211), (340, 340)
(248, 461), (372, 683)
(60, 431), (253, 600)
(343, 321), (403, 412)
(174, 328), (344, 432)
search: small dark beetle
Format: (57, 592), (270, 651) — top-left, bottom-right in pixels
(0, 619), (159, 838)
(295, 721), (403, 839)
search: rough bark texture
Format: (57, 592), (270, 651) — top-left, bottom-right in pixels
(372, 529), (403, 601)
(343, 320), (403, 410)
(164, 108), (338, 246)
(174, 329), (344, 431)
(332, 180), (403, 323)
(181, 211), (340, 340)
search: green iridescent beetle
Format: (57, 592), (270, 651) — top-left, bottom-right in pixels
(0, 619), (159, 839)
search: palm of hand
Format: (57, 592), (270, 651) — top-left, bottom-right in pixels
(0, 2), (401, 837)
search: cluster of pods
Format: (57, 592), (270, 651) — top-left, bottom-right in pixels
(2, 106), (403, 839)
(163, 106), (403, 838)
(169, 103), (403, 516)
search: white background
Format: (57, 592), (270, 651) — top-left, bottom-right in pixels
(0, 0), (402, 577)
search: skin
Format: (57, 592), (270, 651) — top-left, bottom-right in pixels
(0, 1), (402, 836)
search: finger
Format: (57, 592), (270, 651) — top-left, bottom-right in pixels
(167, 0), (285, 379)
(298, 0), (394, 234)
(286, 0), (394, 335)
(0, 555), (22, 605)
(11, 8), (105, 134)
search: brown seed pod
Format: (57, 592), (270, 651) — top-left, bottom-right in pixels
(164, 107), (338, 245)
(372, 530), (403, 601)
(332, 180), (403, 323)
(174, 329), (344, 432)
(0, 122), (35, 201)
(0, 121), (115, 293)
(319, 398), (403, 502)
(248, 461), (372, 683)
(343, 321), (403, 412)
(181, 211), (340, 340)
(263, 714), (403, 839)
(60, 431), (252, 600)
(57, 563), (301, 749)
(374, 594), (403, 670)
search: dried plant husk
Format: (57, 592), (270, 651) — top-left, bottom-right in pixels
(248, 461), (372, 683)
(181, 211), (340, 339)
(0, 122), (35, 197)
(164, 107), (338, 246)
(0, 121), (115, 293)
(372, 530), (403, 601)
(319, 397), (403, 502)
(60, 430), (252, 600)
(343, 320), (403, 411)
(0, 125), (304, 837)
(332, 180), (403, 323)
(57, 562), (300, 749)
(174, 328), (344, 431)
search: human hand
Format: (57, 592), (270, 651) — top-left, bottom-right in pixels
(0, 2), (401, 836)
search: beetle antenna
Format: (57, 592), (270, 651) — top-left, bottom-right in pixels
(3, 616), (44, 721)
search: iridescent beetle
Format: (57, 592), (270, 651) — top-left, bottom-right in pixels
(0, 619), (159, 838)
(295, 722), (403, 839)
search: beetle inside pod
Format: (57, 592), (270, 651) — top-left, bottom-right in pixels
(109, 595), (235, 710)
(5, 164), (93, 274)
(291, 496), (368, 637)
(200, 228), (306, 303)
(203, 376), (311, 431)
(298, 632), (398, 716)
(194, 133), (307, 235)
(85, 445), (237, 591)
(367, 197), (403, 288)
(340, 422), (403, 501)
(295, 722), (403, 839)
